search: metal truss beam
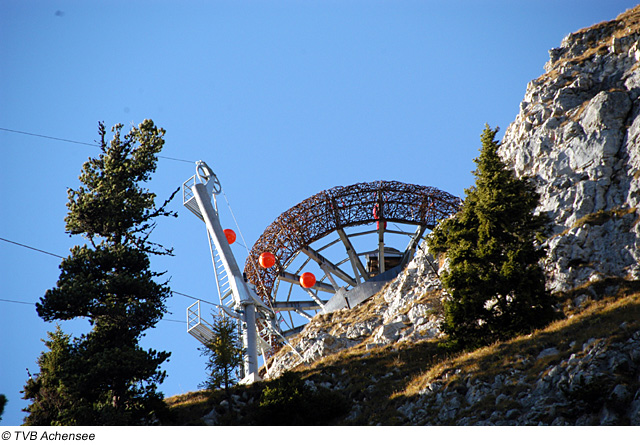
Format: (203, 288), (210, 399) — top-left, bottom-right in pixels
(278, 270), (336, 293)
(244, 180), (461, 309)
(300, 246), (357, 287)
(336, 228), (367, 283)
(271, 300), (326, 311)
(402, 224), (428, 267)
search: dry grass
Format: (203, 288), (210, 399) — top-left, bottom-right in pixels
(553, 207), (638, 239)
(165, 390), (209, 407)
(162, 281), (640, 424)
(540, 5), (640, 81)
(570, 207), (637, 229)
(164, 391), (213, 425)
(398, 289), (640, 401)
(301, 285), (639, 423)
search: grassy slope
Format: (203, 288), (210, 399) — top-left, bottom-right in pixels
(164, 280), (640, 425)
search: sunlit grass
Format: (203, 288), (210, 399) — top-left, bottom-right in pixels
(397, 290), (640, 400)
(165, 269), (640, 425)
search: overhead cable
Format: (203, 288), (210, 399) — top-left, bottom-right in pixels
(0, 126), (194, 163)
(0, 237), (65, 259)
(0, 296), (186, 324)
(0, 236), (217, 306)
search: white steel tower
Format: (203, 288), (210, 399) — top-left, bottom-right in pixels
(182, 161), (272, 383)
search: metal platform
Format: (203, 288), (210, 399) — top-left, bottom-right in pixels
(187, 300), (214, 345)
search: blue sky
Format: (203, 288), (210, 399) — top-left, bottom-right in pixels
(1, 0), (636, 426)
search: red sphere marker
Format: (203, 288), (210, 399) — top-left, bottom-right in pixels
(259, 252), (276, 268)
(300, 272), (316, 289)
(223, 229), (236, 244)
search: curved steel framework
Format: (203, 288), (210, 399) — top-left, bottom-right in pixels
(243, 180), (461, 343)
(182, 162), (461, 371)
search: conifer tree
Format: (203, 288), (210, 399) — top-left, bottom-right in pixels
(0, 394), (7, 422)
(200, 316), (244, 392)
(24, 120), (177, 425)
(23, 327), (82, 425)
(428, 125), (557, 350)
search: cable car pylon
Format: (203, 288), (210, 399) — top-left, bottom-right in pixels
(183, 161), (272, 383)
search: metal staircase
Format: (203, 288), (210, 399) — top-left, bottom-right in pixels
(182, 161), (266, 381)
(207, 231), (235, 312)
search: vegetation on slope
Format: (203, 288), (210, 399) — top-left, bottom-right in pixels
(164, 279), (640, 425)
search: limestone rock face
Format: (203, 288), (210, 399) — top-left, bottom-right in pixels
(499, 6), (640, 292)
(395, 329), (640, 425)
(264, 243), (446, 378)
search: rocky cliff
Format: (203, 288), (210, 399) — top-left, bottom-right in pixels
(500, 5), (640, 294)
(183, 6), (640, 426)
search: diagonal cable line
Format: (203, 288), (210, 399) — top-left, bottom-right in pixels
(0, 237), (65, 259)
(0, 127), (194, 163)
(0, 298), (35, 306)
(0, 127), (99, 147)
(0, 236), (216, 306)
(0, 295), (187, 324)
(170, 290), (217, 306)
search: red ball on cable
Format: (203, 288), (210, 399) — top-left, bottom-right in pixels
(259, 252), (276, 268)
(299, 272), (316, 289)
(223, 229), (236, 244)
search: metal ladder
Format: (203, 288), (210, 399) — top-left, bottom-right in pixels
(207, 230), (236, 311)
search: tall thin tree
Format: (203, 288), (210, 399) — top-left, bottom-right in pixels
(200, 315), (245, 393)
(24, 120), (177, 425)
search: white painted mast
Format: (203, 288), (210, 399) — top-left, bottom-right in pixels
(183, 161), (265, 383)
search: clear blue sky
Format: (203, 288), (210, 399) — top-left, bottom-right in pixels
(1, 0), (636, 426)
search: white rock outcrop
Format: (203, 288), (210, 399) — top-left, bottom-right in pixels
(395, 329), (640, 425)
(499, 7), (640, 292)
(264, 243), (446, 378)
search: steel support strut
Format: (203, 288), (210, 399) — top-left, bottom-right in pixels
(190, 173), (261, 380)
(301, 246), (357, 287)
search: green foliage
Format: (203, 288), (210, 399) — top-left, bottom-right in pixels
(199, 316), (244, 391)
(257, 372), (350, 425)
(65, 120), (177, 254)
(37, 244), (169, 334)
(24, 121), (174, 425)
(259, 371), (305, 413)
(23, 327), (82, 425)
(428, 125), (557, 350)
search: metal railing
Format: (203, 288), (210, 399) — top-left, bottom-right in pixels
(182, 175), (203, 221)
(187, 300), (214, 344)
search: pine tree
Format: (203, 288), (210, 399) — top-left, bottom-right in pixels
(23, 327), (84, 425)
(200, 316), (244, 392)
(0, 394), (7, 422)
(428, 125), (557, 350)
(24, 120), (177, 425)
